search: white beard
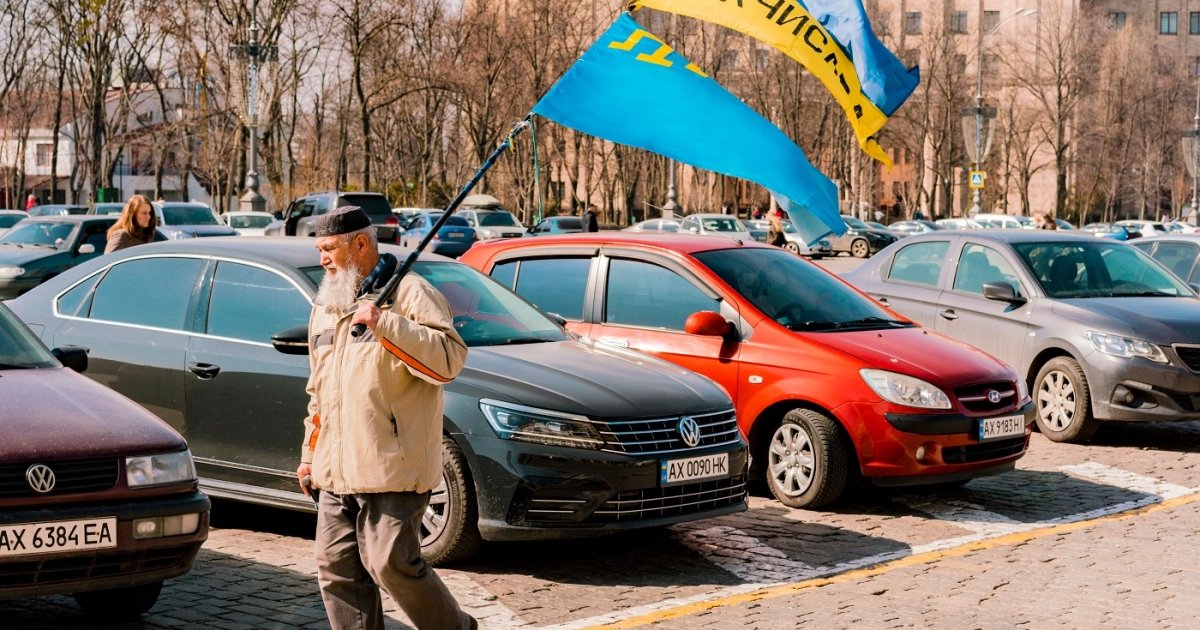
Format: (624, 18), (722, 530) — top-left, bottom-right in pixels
(315, 263), (365, 312)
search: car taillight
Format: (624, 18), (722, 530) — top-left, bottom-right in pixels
(385, 215), (399, 226)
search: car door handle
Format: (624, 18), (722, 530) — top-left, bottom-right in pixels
(939, 309), (958, 321)
(598, 339), (629, 348)
(187, 362), (221, 379)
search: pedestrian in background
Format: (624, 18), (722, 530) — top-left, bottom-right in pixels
(296, 206), (475, 630)
(24, 194), (37, 211)
(1040, 213), (1058, 230)
(766, 207), (788, 248)
(584, 204), (600, 232)
(105, 194), (158, 253)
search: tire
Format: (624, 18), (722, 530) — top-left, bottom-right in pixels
(765, 409), (849, 509)
(73, 581), (162, 618)
(1033, 357), (1098, 443)
(420, 436), (482, 566)
(850, 239), (870, 258)
(784, 241), (800, 254)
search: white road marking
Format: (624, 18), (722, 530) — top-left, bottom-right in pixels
(896, 496), (1029, 536)
(1061, 462), (1195, 499)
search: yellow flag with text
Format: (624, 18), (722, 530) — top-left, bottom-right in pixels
(631, 0), (913, 167)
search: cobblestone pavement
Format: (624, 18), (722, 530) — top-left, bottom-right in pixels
(5, 419), (1200, 629)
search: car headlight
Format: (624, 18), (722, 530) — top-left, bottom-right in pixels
(0, 265), (25, 278)
(165, 229), (195, 239)
(126, 450), (197, 487)
(1017, 378), (1029, 402)
(1086, 331), (1167, 363)
(480, 229), (496, 238)
(480, 399), (603, 449)
(860, 369), (952, 409)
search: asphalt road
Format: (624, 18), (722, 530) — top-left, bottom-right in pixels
(7, 253), (1200, 629)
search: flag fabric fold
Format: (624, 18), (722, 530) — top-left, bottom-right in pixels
(532, 13), (844, 243)
(631, 0), (919, 166)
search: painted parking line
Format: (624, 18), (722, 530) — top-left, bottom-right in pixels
(532, 463), (1198, 630)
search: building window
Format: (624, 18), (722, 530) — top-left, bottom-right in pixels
(904, 11), (922, 34)
(1162, 12), (1178, 35)
(950, 11), (968, 34)
(35, 143), (52, 167)
(721, 50), (738, 69)
(1191, 12), (1200, 35)
(1110, 12), (1126, 29)
(983, 10), (1000, 32)
(1191, 56), (1200, 78)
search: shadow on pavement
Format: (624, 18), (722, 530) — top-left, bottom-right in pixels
(1088, 419), (1200, 453)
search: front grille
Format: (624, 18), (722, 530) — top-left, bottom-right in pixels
(1174, 344), (1200, 372)
(0, 546), (193, 589)
(0, 458), (119, 499)
(597, 408), (740, 455)
(591, 475), (747, 523)
(955, 382), (1018, 415)
(942, 436), (1027, 464)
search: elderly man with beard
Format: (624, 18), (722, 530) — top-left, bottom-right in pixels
(295, 206), (474, 630)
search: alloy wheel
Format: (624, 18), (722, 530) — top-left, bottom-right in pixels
(1037, 369), (1076, 432)
(420, 473), (450, 546)
(768, 423), (816, 497)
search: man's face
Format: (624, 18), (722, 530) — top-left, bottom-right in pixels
(317, 235), (355, 275)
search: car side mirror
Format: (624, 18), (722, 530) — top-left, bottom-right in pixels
(52, 345), (88, 373)
(77, 243), (96, 255)
(981, 281), (1026, 305)
(545, 312), (568, 327)
(272, 324), (310, 355)
(684, 310), (733, 337)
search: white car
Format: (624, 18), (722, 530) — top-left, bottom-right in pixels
(972, 213), (1036, 230)
(223, 211), (277, 236)
(1115, 220), (1169, 238)
(0, 209), (28, 237)
(936, 218), (985, 230)
(625, 219), (682, 233)
(679, 213), (752, 241)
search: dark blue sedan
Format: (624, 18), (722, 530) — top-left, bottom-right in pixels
(400, 212), (477, 257)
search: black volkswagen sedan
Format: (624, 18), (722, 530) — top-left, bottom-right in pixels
(0, 216), (114, 298)
(8, 238), (747, 564)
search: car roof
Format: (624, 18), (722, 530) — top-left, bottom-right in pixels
(0, 209), (28, 215)
(154, 201), (213, 208)
(892, 229), (1103, 245)
(469, 231), (770, 255)
(1134, 233), (1200, 244)
(99, 236), (455, 269)
(22, 215), (114, 224)
(225, 211), (274, 216)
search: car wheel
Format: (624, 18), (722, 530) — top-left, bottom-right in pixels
(420, 436), (482, 566)
(73, 581), (162, 618)
(784, 241), (800, 254)
(765, 409), (848, 509)
(850, 239), (870, 258)
(1033, 357), (1098, 443)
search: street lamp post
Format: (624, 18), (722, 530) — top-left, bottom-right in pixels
(662, 158), (679, 218)
(961, 6), (1036, 217)
(1183, 71), (1200, 227)
(229, 0), (277, 213)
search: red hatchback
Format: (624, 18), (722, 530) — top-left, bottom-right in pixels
(462, 234), (1033, 508)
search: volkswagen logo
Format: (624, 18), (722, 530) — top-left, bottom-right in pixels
(25, 464), (56, 494)
(677, 416), (701, 448)
(986, 389), (1002, 404)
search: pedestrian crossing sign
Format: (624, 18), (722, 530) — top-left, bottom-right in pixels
(969, 171), (986, 189)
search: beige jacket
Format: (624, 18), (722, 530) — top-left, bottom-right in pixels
(301, 273), (468, 495)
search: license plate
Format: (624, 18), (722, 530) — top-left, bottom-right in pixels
(660, 453), (729, 486)
(0, 517), (117, 558)
(978, 414), (1026, 441)
(447, 232), (465, 239)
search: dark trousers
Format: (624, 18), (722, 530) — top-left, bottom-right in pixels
(316, 490), (474, 630)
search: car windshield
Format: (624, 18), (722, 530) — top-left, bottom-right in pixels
(842, 216), (869, 229)
(230, 215), (273, 229)
(0, 220), (75, 247)
(0, 303), (56, 369)
(300, 262), (568, 346)
(701, 217), (745, 232)
(162, 205), (220, 225)
(477, 212), (522, 227)
(0, 215), (23, 228)
(1014, 241), (1193, 299)
(695, 247), (912, 331)
(554, 217), (582, 230)
(94, 204), (124, 215)
(425, 214), (470, 227)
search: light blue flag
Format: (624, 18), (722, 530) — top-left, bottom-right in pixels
(802, 0), (920, 116)
(532, 13), (844, 243)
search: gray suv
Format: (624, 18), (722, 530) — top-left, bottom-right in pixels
(265, 191), (402, 243)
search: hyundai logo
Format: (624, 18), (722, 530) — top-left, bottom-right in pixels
(677, 416), (701, 448)
(986, 389), (1002, 404)
(25, 464), (56, 494)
